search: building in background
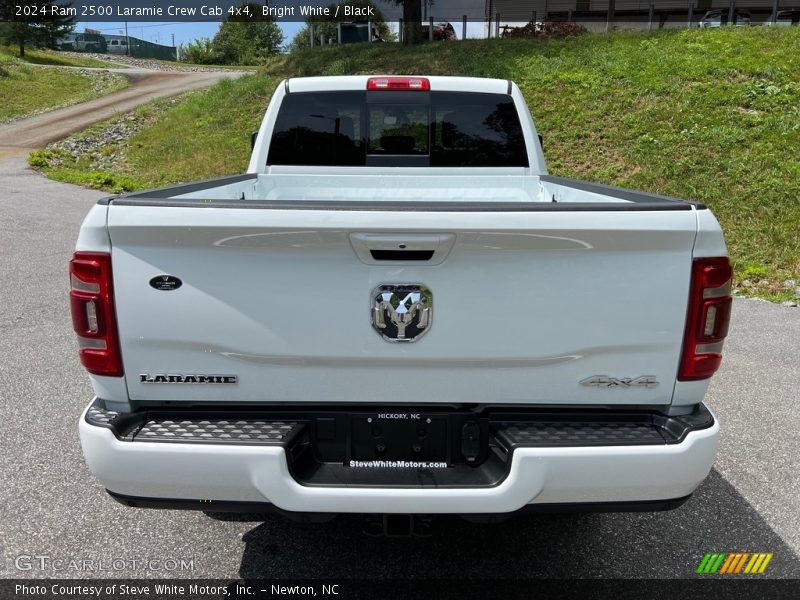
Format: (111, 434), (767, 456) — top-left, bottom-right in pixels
(58, 29), (177, 61)
(485, 0), (785, 33)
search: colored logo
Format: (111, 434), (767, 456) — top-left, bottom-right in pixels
(696, 552), (773, 574)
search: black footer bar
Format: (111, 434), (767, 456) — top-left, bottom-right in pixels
(4, 579), (799, 600)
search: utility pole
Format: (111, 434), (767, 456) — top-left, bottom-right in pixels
(124, 21), (129, 56)
(606, 0), (616, 32)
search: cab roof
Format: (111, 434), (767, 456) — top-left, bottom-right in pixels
(285, 75), (512, 95)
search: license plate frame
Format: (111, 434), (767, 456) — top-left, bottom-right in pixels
(350, 412), (449, 464)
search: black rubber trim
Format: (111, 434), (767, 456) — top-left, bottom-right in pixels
(134, 418), (301, 445)
(84, 398), (304, 446)
(466, 494), (693, 518)
(105, 198), (693, 211)
(101, 173), (697, 212)
(492, 404), (714, 447)
(106, 489), (692, 516)
(494, 421), (667, 447)
(85, 400), (714, 448)
(99, 173), (257, 205)
(108, 491), (277, 513)
(541, 174), (707, 209)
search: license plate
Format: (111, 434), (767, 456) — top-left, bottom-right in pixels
(350, 413), (448, 463)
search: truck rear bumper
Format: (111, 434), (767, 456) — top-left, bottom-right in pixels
(79, 399), (719, 515)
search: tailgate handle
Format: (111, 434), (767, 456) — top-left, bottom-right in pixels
(370, 249), (435, 261)
(350, 233), (456, 265)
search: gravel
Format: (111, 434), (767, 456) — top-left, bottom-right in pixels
(74, 68), (124, 93)
(59, 51), (248, 73)
(40, 95), (184, 172)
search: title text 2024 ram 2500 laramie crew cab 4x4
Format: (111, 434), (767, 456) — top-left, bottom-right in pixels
(75, 76), (731, 530)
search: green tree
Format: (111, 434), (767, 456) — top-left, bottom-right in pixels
(178, 38), (217, 65)
(210, 4), (283, 65)
(393, 0), (428, 46)
(40, 2), (75, 50)
(289, 0), (395, 52)
(1, 0), (40, 58)
(289, 0), (393, 52)
(0, 0), (75, 57)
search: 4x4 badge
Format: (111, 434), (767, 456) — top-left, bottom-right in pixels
(580, 375), (659, 388)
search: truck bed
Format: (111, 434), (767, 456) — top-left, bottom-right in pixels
(110, 170), (706, 210)
(98, 173), (705, 407)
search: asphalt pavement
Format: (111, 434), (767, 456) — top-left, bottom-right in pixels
(0, 102), (799, 579)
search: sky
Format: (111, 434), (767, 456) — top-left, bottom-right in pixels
(73, 17), (489, 49)
(72, 0), (488, 48)
(72, 21), (305, 47)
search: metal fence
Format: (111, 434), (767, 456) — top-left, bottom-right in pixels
(65, 34), (177, 61)
(482, 0), (787, 36)
(305, 0), (791, 47)
(126, 37), (177, 61)
(388, 0), (788, 42)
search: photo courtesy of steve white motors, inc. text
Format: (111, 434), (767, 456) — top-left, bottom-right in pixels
(15, 584), (234, 597)
(14, 584), (338, 597)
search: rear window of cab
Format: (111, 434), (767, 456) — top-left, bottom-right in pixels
(267, 91), (529, 168)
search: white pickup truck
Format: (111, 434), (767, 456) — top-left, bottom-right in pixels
(75, 75), (731, 533)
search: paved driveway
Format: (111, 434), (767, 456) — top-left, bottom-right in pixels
(0, 67), (242, 160)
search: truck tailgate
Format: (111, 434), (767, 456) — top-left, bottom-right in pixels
(107, 204), (698, 406)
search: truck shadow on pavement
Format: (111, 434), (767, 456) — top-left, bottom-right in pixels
(220, 469), (800, 578)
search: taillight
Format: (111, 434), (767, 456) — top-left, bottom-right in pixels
(678, 257), (733, 381)
(69, 252), (123, 377)
(367, 77), (430, 91)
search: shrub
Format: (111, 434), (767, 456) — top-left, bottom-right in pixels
(738, 263), (770, 281)
(502, 21), (588, 39)
(28, 149), (52, 167)
(179, 38), (218, 65)
(538, 22), (589, 39)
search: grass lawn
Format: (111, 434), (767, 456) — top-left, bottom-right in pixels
(0, 47), (127, 123)
(31, 27), (800, 297)
(0, 45), (118, 68)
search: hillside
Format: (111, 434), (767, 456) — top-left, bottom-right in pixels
(0, 46), (126, 123)
(32, 27), (800, 297)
